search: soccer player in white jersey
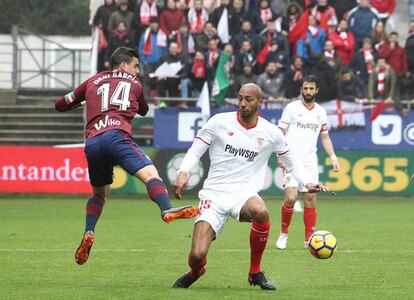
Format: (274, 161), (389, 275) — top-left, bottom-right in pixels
(172, 83), (328, 290)
(275, 75), (340, 250)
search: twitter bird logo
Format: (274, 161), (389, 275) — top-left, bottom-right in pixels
(372, 115), (402, 145)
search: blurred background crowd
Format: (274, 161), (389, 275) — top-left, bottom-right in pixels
(91, 0), (414, 112)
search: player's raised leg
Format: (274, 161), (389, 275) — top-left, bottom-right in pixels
(75, 185), (110, 265)
(276, 187), (298, 250)
(173, 221), (215, 288)
(240, 196), (276, 290)
(135, 165), (200, 223)
(303, 192), (317, 247)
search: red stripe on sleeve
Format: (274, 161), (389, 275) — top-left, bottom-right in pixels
(195, 136), (211, 145)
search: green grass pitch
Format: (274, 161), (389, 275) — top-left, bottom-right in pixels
(1, 195), (414, 299)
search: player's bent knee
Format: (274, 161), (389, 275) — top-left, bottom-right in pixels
(253, 208), (269, 223)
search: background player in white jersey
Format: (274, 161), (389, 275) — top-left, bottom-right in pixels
(275, 75), (340, 250)
(172, 83), (328, 290)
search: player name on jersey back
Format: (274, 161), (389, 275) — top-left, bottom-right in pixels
(92, 72), (139, 86)
(84, 71), (144, 139)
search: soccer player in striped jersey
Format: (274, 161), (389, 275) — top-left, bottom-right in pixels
(55, 47), (200, 265)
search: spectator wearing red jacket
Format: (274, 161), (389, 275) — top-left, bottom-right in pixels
(328, 19), (355, 66)
(377, 32), (408, 77)
(377, 31), (408, 100)
(370, 0), (395, 23)
(159, 0), (185, 38)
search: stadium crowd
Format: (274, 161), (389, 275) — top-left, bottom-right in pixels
(92, 0), (414, 111)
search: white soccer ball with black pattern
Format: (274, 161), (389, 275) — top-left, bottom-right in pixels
(308, 230), (337, 259)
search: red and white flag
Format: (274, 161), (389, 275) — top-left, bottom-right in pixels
(322, 100), (365, 129)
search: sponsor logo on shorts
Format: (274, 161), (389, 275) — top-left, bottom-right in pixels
(224, 144), (258, 162)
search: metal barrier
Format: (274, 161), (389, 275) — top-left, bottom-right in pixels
(10, 26), (90, 89)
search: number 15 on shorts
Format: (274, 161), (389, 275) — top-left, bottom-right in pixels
(200, 200), (211, 210)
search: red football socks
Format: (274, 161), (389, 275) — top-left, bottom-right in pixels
(249, 220), (270, 274)
(281, 202), (294, 234)
(304, 207), (316, 242)
(188, 254), (207, 279)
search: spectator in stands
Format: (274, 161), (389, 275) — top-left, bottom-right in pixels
(233, 0), (263, 33)
(309, 55), (338, 102)
(108, 0), (134, 33)
(328, 19), (355, 66)
(194, 22), (218, 53)
(233, 63), (258, 94)
(283, 56), (304, 99)
(171, 23), (196, 63)
(406, 21), (414, 73)
(159, 0), (185, 38)
(209, 0), (240, 40)
(105, 21), (133, 68)
(370, 0), (395, 24)
(262, 18), (290, 56)
(403, 21), (414, 102)
(266, 38), (290, 71)
(232, 20), (260, 55)
(205, 38), (221, 70)
(157, 42), (188, 104)
(257, 0), (277, 26)
(270, 0), (289, 17)
(350, 38), (376, 84)
(133, 0), (162, 38)
(296, 15), (326, 65)
(310, 0), (338, 33)
(281, 2), (303, 34)
(181, 51), (214, 98)
(319, 40), (343, 73)
(93, 0), (116, 72)
(292, 0), (316, 10)
(337, 69), (367, 102)
(257, 61), (285, 107)
(347, 0), (379, 49)
(234, 40), (257, 74)
(138, 17), (167, 96)
(188, 0), (209, 34)
(401, 21), (414, 101)
(329, 0), (357, 21)
(377, 32), (408, 101)
(93, 0), (116, 42)
(368, 57), (396, 102)
(203, 0), (221, 13)
(411, 0), (414, 21)
(370, 21), (389, 51)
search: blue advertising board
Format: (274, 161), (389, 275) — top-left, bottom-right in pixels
(154, 108), (414, 150)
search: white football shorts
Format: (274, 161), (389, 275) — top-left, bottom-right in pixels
(195, 188), (259, 238)
(283, 160), (319, 192)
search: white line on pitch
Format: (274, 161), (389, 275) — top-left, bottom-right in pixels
(0, 249), (414, 253)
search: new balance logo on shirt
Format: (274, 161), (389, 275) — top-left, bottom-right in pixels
(224, 144), (259, 162)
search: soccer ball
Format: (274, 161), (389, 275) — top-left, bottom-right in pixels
(308, 230), (337, 259)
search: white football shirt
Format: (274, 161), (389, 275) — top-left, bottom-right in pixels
(278, 100), (328, 164)
(195, 111), (288, 193)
